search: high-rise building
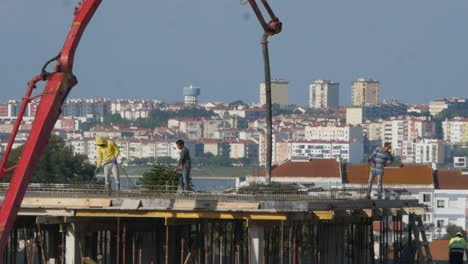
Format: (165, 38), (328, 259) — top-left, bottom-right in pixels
(183, 85), (201, 105)
(259, 79), (289, 106)
(309, 80), (339, 109)
(351, 78), (380, 106)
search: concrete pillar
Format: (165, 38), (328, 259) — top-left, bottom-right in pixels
(65, 223), (80, 264)
(249, 224), (265, 264)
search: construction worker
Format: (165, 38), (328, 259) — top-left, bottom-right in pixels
(173, 139), (191, 191)
(96, 137), (120, 192)
(449, 232), (468, 264)
(365, 142), (394, 199)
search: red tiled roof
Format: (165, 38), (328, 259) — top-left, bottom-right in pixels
(254, 159), (341, 178)
(436, 170), (468, 189)
(344, 164), (433, 185)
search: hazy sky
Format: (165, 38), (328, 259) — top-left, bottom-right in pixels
(1, 0), (468, 105)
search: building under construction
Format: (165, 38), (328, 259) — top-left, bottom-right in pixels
(1, 184), (431, 264)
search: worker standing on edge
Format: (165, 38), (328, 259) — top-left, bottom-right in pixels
(449, 232), (468, 264)
(174, 139), (191, 192)
(365, 142), (394, 199)
(96, 136), (120, 193)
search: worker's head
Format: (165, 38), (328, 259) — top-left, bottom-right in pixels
(383, 142), (392, 151)
(456, 232), (463, 238)
(96, 137), (107, 147)
(175, 139), (184, 150)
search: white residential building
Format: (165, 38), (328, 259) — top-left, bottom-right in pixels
(454, 156), (468, 169)
(309, 80), (339, 109)
(382, 117), (435, 156)
(402, 139), (449, 164)
(442, 117), (468, 145)
(304, 123), (363, 142)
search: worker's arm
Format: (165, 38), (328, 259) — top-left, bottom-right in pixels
(368, 149), (377, 162)
(97, 149), (103, 168)
(174, 149), (184, 171)
(111, 142), (120, 158)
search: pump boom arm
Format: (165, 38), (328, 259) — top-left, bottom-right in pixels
(0, 0), (102, 254)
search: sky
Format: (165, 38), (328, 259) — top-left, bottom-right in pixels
(1, 0), (468, 106)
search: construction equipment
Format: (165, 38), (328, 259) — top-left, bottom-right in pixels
(0, 0), (103, 254)
(0, 0), (281, 257)
(244, 0), (282, 184)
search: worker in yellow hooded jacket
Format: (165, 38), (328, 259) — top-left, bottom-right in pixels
(96, 137), (120, 192)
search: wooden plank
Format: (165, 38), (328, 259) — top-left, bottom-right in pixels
(217, 202), (259, 210)
(19, 208), (74, 216)
(22, 198), (111, 208)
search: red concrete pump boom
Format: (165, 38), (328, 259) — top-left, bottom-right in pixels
(0, 0), (102, 255)
(0, 0), (280, 258)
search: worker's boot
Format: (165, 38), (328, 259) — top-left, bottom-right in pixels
(105, 183), (111, 196)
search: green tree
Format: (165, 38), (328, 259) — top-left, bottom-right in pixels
(453, 146), (468, 157)
(141, 162), (192, 191)
(4, 135), (95, 183)
(228, 100), (248, 109)
(444, 224), (466, 239)
(103, 113), (129, 125)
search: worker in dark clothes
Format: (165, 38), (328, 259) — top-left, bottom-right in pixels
(449, 232), (468, 264)
(366, 142), (394, 199)
(174, 139), (191, 191)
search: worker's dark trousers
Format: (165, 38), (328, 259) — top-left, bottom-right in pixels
(449, 251), (464, 264)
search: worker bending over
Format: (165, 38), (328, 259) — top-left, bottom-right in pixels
(96, 137), (120, 192)
(366, 142), (394, 199)
(449, 232), (468, 264)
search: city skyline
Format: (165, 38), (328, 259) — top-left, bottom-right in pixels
(1, 1), (468, 106)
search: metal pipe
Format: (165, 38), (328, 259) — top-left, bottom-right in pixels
(261, 32), (273, 184)
(138, 233), (142, 264)
(117, 217), (121, 264)
(132, 233), (136, 264)
(165, 225), (169, 264)
(181, 229), (185, 264)
(123, 224), (126, 264)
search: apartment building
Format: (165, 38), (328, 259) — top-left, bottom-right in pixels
(259, 79), (289, 106)
(346, 102), (407, 125)
(381, 117), (435, 156)
(304, 123), (363, 142)
(442, 117), (468, 145)
(351, 78), (380, 106)
(402, 139), (449, 164)
(168, 118), (204, 140)
(309, 80), (339, 109)
(289, 140), (364, 164)
(432, 170), (468, 240)
(62, 98), (110, 118)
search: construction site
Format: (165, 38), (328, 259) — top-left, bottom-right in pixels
(1, 184), (430, 264)
(0, 0), (450, 263)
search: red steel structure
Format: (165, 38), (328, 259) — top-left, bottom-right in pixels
(0, 0), (280, 258)
(0, 0), (102, 255)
